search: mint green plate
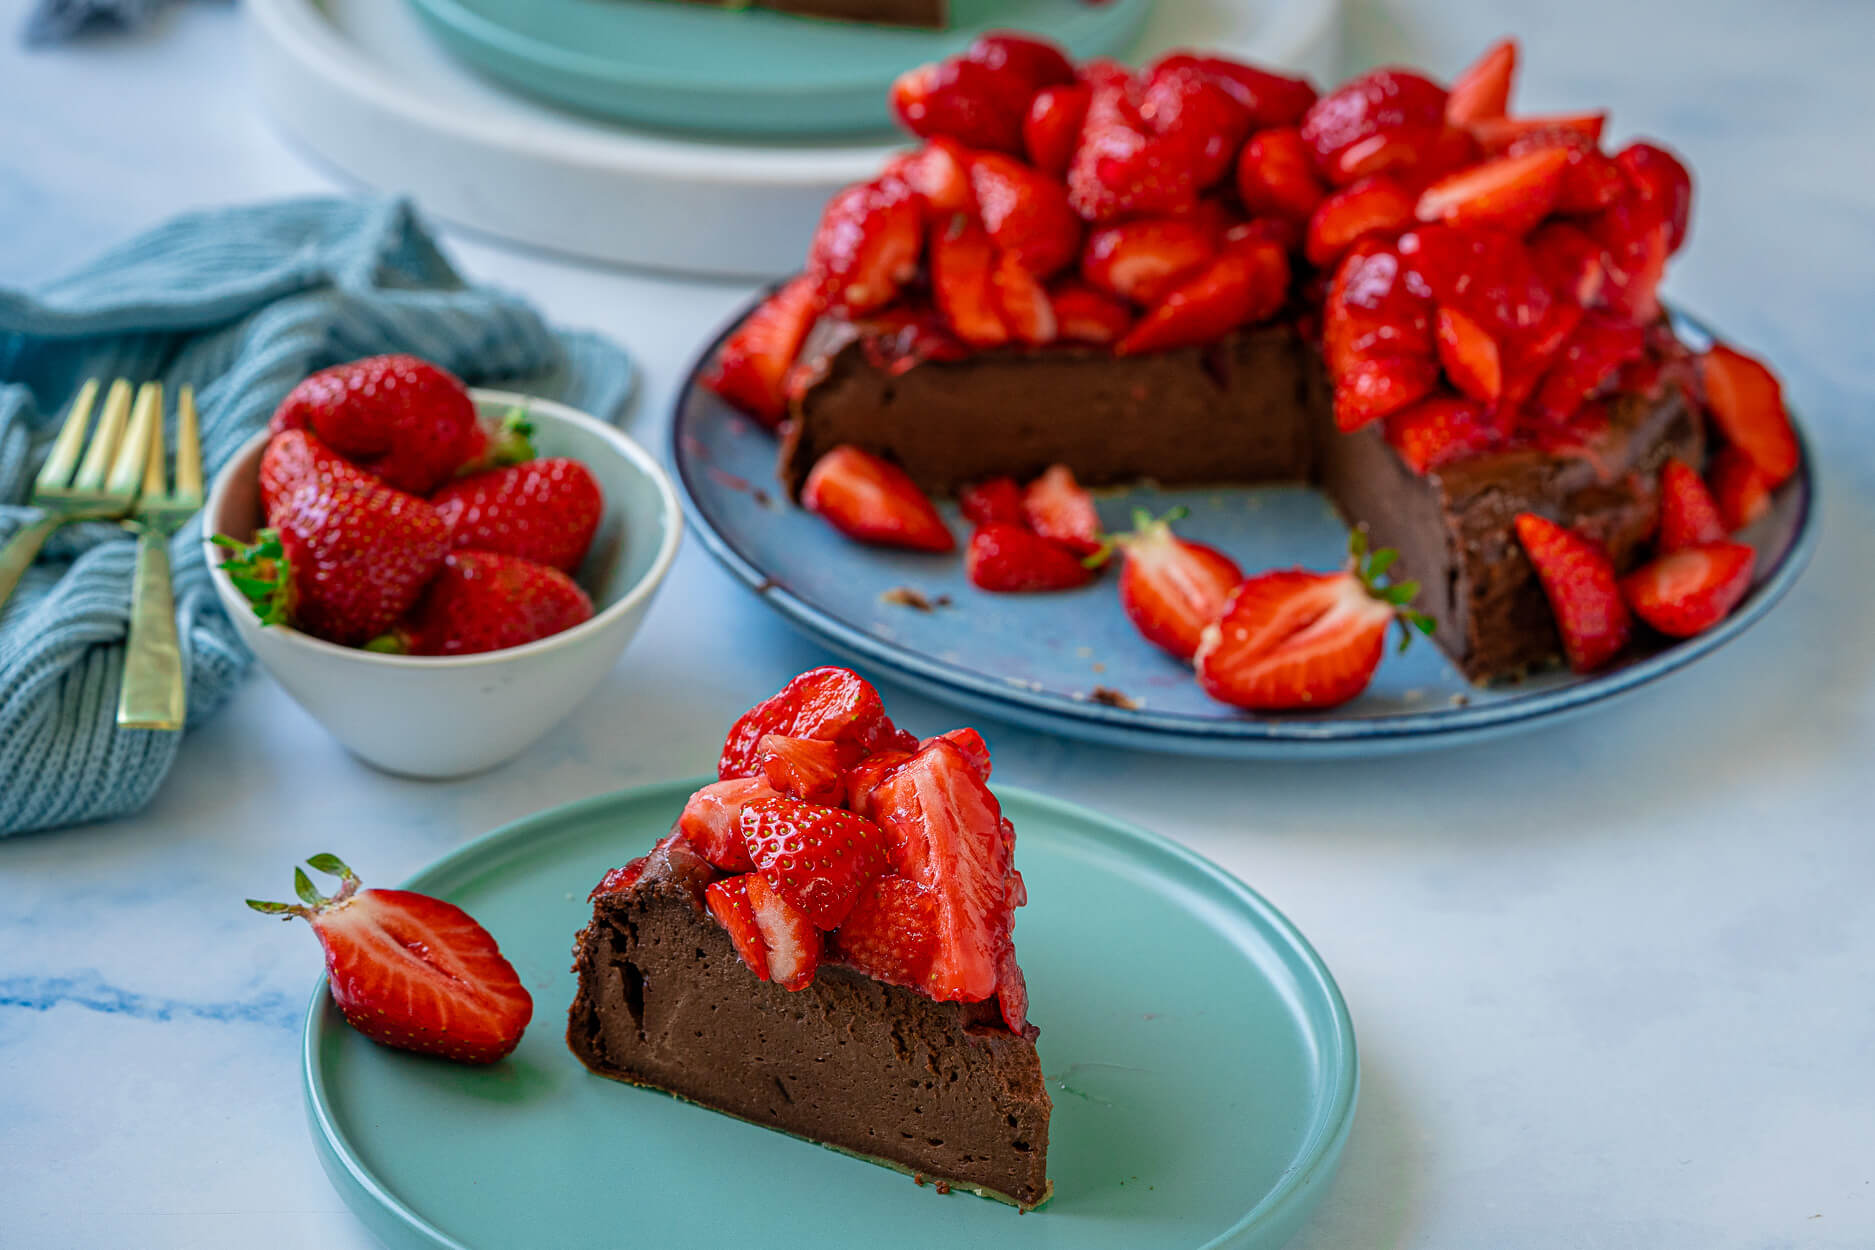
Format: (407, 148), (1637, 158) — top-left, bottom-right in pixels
(403, 0), (1156, 138)
(303, 778), (1357, 1248)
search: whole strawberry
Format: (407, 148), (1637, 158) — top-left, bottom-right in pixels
(217, 476), (451, 647)
(429, 458), (603, 574)
(248, 855), (533, 1064)
(377, 550), (594, 657)
(271, 354), (480, 496)
(258, 428), (379, 520)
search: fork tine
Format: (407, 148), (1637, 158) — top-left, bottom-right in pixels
(108, 382), (161, 500)
(36, 379), (101, 492)
(73, 379), (134, 492)
(174, 384), (203, 505)
(141, 386), (170, 504)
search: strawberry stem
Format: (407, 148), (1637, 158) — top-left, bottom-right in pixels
(245, 855), (362, 919)
(214, 529), (294, 628)
(1346, 529), (1438, 653)
(487, 407), (536, 467)
(1085, 504), (1192, 568)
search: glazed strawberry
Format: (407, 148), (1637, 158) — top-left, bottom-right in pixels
(379, 551), (593, 657)
(258, 428), (378, 520)
(741, 797), (889, 930)
(1708, 445), (1773, 532)
(271, 355), (480, 496)
(1323, 241), (1434, 376)
(1190, 55), (1318, 128)
(832, 874), (939, 988)
(1513, 513), (1631, 672)
(802, 445), (956, 553)
(1587, 200), (1669, 323)
(1620, 541), (1756, 637)
(703, 275), (821, 426)
(1445, 38), (1516, 125)
(1434, 305), (1503, 403)
(1470, 112), (1605, 151)
(1298, 68), (1448, 185)
(1657, 459), (1726, 553)
(964, 31), (1076, 91)
(1530, 311), (1645, 424)
(958, 476), (1026, 527)
(1194, 533), (1431, 710)
(1614, 141), (1693, 253)
(1080, 218), (1217, 306)
(590, 857), (648, 901)
(1023, 84), (1091, 177)
(1236, 127), (1328, 221)
(1118, 245), (1285, 355)
(705, 876), (769, 981)
(718, 667), (915, 781)
(678, 776), (776, 872)
(216, 477), (450, 647)
(428, 458), (602, 575)
(845, 748), (916, 816)
(967, 522), (1095, 593)
(930, 212), (1010, 348)
(1334, 354), (1440, 431)
(923, 727), (992, 780)
(1022, 464), (1103, 556)
(847, 306), (971, 376)
(755, 734), (846, 806)
(247, 855), (532, 1064)
(1397, 225), (1554, 348)
(1068, 72), (1199, 222)
(1699, 344), (1800, 486)
(990, 252), (1059, 345)
(1139, 55), (1254, 187)
(807, 178), (924, 316)
(1527, 221), (1608, 307)
(864, 739), (1011, 1002)
(1503, 127), (1625, 215)
(1108, 507), (1244, 661)
(1384, 395), (1501, 473)
(1048, 280), (1134, 344)
(1414, 146), (1568, 236)
(745, 874), (822, 991)
(890, 57), (1033, 154)
(970, 153), (1081, 277)
(881, 138), (973, 216)
(1304, 175), (1417, 267)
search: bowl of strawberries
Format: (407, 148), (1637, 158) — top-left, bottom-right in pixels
(206, 355), (681, 778)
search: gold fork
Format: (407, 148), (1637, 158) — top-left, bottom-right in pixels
(0, 379), (149, 617)
(117, 382), (204, 731)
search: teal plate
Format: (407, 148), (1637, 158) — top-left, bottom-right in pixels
(304, 779), (1357, 1249)
(403, 0), (1156, 138)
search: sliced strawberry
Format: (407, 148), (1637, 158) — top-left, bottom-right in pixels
(929, 212), (1010, 348)
(1434, 305), (1503, 402)
(1445, 38), (1517, 125)
(1334, 353), (1440, 431)
(678, 776), (777, 871)
(970, 152), (1081, 277)
(1323, 241), (1434, 376)
(1414, 146), (1568, 236)
(1236, 126), (1328, 221)
(745, 874), (822, 991)
(741, 797), (889, 930)
(995, 943), (1030, 1035)
(1068, 72), (1199, 222)
(964, 31), (1075, 91)
(1049, 280), (1135, 344)
(1470, 112), (1606, 152)
(1530, 311), (1645, 424)
(1118, 247), (1278, 355)
(1397, 225), (1554, 348)
(718, 666), (911, 781)
(1658, 459), (1726, 553)
(890, 57), (1033, 154)
(846, 306), (970, 378)
(958, 476), (1026, 527)
(1614, 141), (1693, 253)
(1305, 175), (1417, 268)
(882, 138), (974, 217)
(1188, 55), (1318, 128)
(802, 445), (955, 553)
(1709, 445), (1774, 533)
(922, 728), (992, 780)
(1299, 68), (1449, 185)
(966, 522), (1095, 593)
(1527, 221), (1607, 307)
(1384, 395), (1501, 473)
(1587, 200), (1669, 323)
(1699, 344), (1800, 486)
(833, 875), (939, 988)
(702, 275), (820, 427)
(705, 876), (770, 981)
(1024, 84), (1091, 177)
(1513, 512), (1631, 672)
(588, 857), (647, 901)
(845, 748), (916, 818)
(1621, 542), (1756, 637)
(1503, 127), (1625, 215)
(755, 734), (846, 806)
(1022, 464), (1103, 556)
(1080, 217), (1217, 307)
(1111, 508), (1244, 661)
(1140, 55), (1254, 188)
(807, 179), (924, 316)
(990, 251), (1059, 345)
(1502, 300), (1585, 415)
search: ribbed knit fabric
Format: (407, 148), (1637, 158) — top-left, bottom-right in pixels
(0, 197), (635, 835)
(21, 0), (214, 45)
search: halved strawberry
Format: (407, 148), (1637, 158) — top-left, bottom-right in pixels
(959, 476), (1026, 527)
(678, 776), (776, 871)
(807, 179), (924, 316)
(1657, 459), (1726, 553)
(1139, 55), (1254, 188)
(247, 855), (532, 1064)
(1709, 445), (1774, 532)
(1109, 507), (1244, 662)
(1614, 141), (1693, 253)
(1194, 533), (1431, 710)
(832, 874), (939, 988)
(741, 797), (889, 930)
(718, 666), (913, 781)
(1530, 311), (1646, 424)
(1334, 353), (1441, 431)
(702, 275), (820, 426)
(1469, 112), (1606, 152)
(1187, 55), (1318, 128)
(995, 944), (1030, 1035)
(1434, 305), (1503, 402)
(929, 212), (1009, 347)
(705, 876), (770, 981)
(1384, 395), (1500, 473)
(1024, 83), (1091, 177)
(1022, 463), (1103, 556)
(1699, 344), (1800, 486)
(922, 727), (992, 780)
(966, 522), (1095, 593)
(882, 138), (974, 217)
(1620, 542), (1756, 637)
(1445, 38), (1517, 125)
(991, 251), (1059, 345)
(845, 748), (916, 817)
(1414, 146), (1568, 236)
(890, 56), (1033, 154)
(1236, 126), (1328, 221)
(1080, 218), (1217, 306)
(1513, 512), (1631, 672)
(1305, 175), (1417, 268)
(970, 152), (1081, 277)
(1049, 280), (1135, 344)
(755, 734), (846, 806)
(802, 445), (955, 553)
(1118, 247), (1278, 355)
(745, 874), (822, 990)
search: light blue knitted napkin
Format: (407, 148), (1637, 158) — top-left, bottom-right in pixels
(21, 0), (220, 45)
(0, 197), (635, 836)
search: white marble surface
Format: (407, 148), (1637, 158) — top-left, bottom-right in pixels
(2, 2), (1872, 1247)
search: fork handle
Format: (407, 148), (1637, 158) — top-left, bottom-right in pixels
(0, 515), (64, 619)
(118, 527), (186, 731)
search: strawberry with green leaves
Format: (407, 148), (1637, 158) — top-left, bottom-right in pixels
(1101, 507), (1244, 662)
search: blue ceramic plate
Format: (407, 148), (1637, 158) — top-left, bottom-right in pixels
(672, 303), (1819, 758)
(304, 779), (1357, 1249)
(403, 0), (1156, 138)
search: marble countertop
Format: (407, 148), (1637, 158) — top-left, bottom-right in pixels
(3, 2), (1871, 1247)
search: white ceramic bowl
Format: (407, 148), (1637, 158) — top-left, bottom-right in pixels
(204, 390), (681, 778)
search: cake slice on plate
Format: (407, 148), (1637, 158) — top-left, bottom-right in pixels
(567, 667), (1050, 1208)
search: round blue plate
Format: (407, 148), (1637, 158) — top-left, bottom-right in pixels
(403, 0), (1156, 138)
(304, 779), (1357, 1249)
(672, 303), (1819, 759)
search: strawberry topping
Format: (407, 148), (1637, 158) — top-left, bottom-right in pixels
(802, 445), (956, 553)
(1620, 542), (1756, 638)
(1513, 513), (1631, 672)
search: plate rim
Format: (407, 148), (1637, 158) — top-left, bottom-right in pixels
(301, 777), (1360, 1250)
(670, 296), (1821, 753)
